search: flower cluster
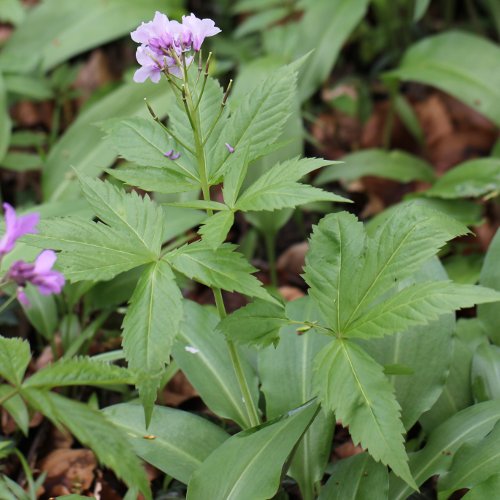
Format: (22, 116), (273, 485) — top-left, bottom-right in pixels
(131, 12), (221, 83)
(0, 203), (64, 306)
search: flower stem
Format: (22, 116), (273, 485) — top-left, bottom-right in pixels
(186, 82), (261, 428)
(0, 293), (17, 316)
(265, 232), (278, 288)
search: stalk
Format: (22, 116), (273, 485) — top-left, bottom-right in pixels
(183, 79), (261, 428)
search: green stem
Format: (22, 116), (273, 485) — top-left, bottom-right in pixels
(0, 294), (17, 315)
(186, 81), (261, 428)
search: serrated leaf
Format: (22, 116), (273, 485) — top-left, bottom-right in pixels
(187, 401), (319, 500)
(172, 301), (259, 429)
(0, 385), (29, 435)
(389, 400), (500, 500)
(463, 474), (500, 499)
(235, 157), (350, 211)
(208, 65), (297, 181)
(102, 117), (198, 182)
(77, 175), (164, 255)
(168, 200), (228, 211)
(106, 165), (198, 194)
(165, 241), (274, 302)
(21, 389), (150, 499)
(199, 210), (234, 249)
(104, 402), (229, 485)
(0, 336), (30, 386)
(345, 282), (500, 339)
(218, 300), (288, 347)
(304, 205), (470, 334)
(313, 339), (416, 488)
(318, 452), (388, 500)
(122, 260), (183, 426)
(25, 218), (154, 282)
(23, 357), (134, 389)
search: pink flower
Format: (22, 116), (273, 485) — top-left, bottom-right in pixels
(0, 203), (39, 257)
(7, 250), (65, 306)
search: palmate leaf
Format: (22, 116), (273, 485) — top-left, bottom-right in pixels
(345, 281), (500, 339)
(0, 336), (30, 386)
(106, 165), (198, 195)
(122, 260), (183, 426)
(313, 339), (416, 489)
(77, 175), (164, 255)
(217, 300), (288, 348)
(234, 157), (350, 212)
(26, 218), (153, 281)
(103, 117), (198, 183)
(165, 241), (274, 302)
(207, 65), (297, 181)
(198, 210), (234, 249)
(23, 357), (134, 389)
(304, 205), (471, 333)
(21, 389), (150, 499)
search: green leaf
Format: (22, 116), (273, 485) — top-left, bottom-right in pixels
(222, 144), (251, 208)
(0, 385), (29, 435)
(305, 205), (470, 334)
(43, 79), (175, 201)
(0, 73), (12, 163)
(479, 228), (500, 343)
(0, 0), (25, 25)
(423, 158), (500, 199)
(172, 301), (259, 429)
(199, 210), (234, 249)
(386, 31), (500, 126)
(463, 474), (500, 499)
(103, 117), (198, 183)
(314, 339), (416, 488)
(103, 402), (229, 485)
(315, 149), (434, 185)
(165, 241), (274, 302)
(167, 200), (228, 211)
(360, 258), (455, 429)
(0, 336), (30, 386)
(318, 452), (388, 500)
(208, 65), (297, 181)
(439, 421), (500, 494)
(4, 74), (52, 100)
(218, 300), (288, 348)
(345, 281), (500, 339)
(23, 357), (133, 389)
(20, 284), (58, 341)
(0, 152), (42, 172)
(419, 337), (474, 433)
(389, 400), (500, 500)
(0, 0), (182, 73)
(235, 157), (350, 211)
(259, 297), (334, 500)
(22, 389), (150, 499)
(122, 260), (183, 426)
(413, 0), (431, 20)
(471, 343), (500, 403)
(25, 218), (154, 282)
(187, 401), (319, 500)
(77, 175), (164, 256)
(295, 0), (370, 101)
(107, 165), (198, 194)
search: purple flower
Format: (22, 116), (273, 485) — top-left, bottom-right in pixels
(0, 203), (39, 257)
(225, 143), (235, 153)
(131, 12), (220, 83)
(181, 14), (221, 51)
(8, 250), (65, 306)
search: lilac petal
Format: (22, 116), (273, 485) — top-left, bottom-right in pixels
(0, 204), (39, 255)
(170, 152), (181, 160)
(225, 143), (235, 153)
(17, 288), (30, 307)
(34, 250), (57, 273)
(16, 212), (40, 237)
(150, 70), (162, 83)
(133, 66), (153, 83)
